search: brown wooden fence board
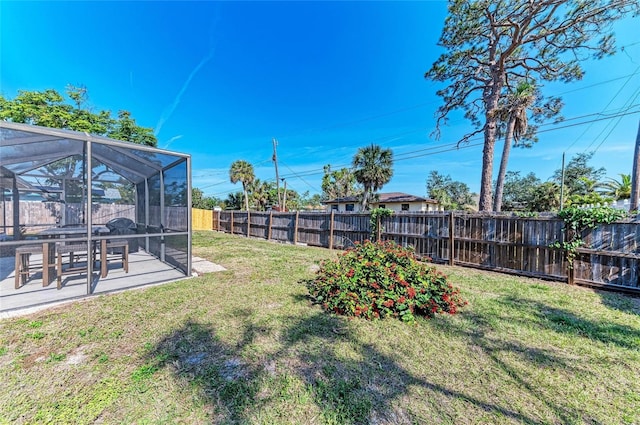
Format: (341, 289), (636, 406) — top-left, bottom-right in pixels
(296, 213), (329, 246)
(249, 212), (269, 239)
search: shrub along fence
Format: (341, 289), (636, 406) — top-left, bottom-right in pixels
(209, 210), (640, 294)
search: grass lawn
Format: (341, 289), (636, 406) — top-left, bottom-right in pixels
(1, 230), (639, 424)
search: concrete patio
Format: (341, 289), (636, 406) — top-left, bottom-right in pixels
(0, 251), (224, 317)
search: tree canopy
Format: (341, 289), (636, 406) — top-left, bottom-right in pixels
(553, 152), (606, 196)
(425, 0), (638, 211)
(426, 170), (474, 211)
(0, 86), (157, 146)
(495, 153), (616, 211)
(192, 188), (222, 210)
(321, 165), (360, 201)
(499, 171), (541, 211)
(600, 174), (632, 201)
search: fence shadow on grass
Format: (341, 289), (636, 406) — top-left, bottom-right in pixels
(146, 309), (548, 424)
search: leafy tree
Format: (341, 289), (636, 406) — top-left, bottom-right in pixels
(426, 170), (474, 211)
(192, 188), (221, 210)
(425, 0), (638, 211)
(229, 160), (255, 211)
(553, 152), (606, 198)
(298, 191), (323, 210)
(321, 165), (360, 201)
(600, 174), (632, 200)
(249, 179), (272, 211)
(352, 144), (393, 211)
(225, 191), (244, 211)
(280, 186), (299, 211)
(529, 182), (561, 212)
(566, 192), (612, 208)
(108, 110), (156, 147)
(192, 188), (206, 209)
(500, 171), (541, 211)
(0, 87), (157, 146)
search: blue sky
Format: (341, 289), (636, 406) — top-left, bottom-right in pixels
(2, 1), (639, 200)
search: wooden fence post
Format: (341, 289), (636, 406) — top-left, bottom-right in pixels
(267, 211), (273, 240)
(294, 211), (299, 245)
(568, 264), (575, 285)
(329, 210), (335, 250)
(377, 215), (382, 241)
(230, 211), (234, 235)
(247, 211), (251, 238)
(449, 211), (455, 266)
(565, 227), (574, 285)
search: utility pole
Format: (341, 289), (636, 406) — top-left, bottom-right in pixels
(272, 138), (281, 209)
(560, 152), (565, 211)
(630, 120), (640, 212)
(281, 178), (287, 211)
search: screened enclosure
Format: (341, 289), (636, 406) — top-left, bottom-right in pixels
(0, 121), (192, 311)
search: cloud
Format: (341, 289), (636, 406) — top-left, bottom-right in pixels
(155, 12), (220, 137)
(154, 49), (215, 137)
(161, 135), (183, 149)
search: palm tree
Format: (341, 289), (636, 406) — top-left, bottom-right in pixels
(600, 173), (632, 200)
(229, 160), (255, 211)
(249, 179), (271, 211)
(493, 81), (536, 212)
(352, 144), (393, 211)
(321, 164), (360, 201)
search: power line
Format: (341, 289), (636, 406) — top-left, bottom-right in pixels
(201, 68), (640, 196)
(278, 104), (640, 179)
(201, 62), (640, 198)
(280, 161), (321, 193)
(237, 105), (640, 196)
(272, 69), (640, 162)
(565, 65), (640, 152)
(591, 88), (640, 154)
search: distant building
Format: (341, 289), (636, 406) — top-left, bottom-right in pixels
(323, 192), (439, 213)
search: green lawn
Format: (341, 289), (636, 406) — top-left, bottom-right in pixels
(1, 231), (639, 424)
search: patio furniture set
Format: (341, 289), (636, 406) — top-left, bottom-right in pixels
(14, 224), (129, 290)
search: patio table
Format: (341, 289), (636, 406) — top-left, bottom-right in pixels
(35, 226), (110, 287)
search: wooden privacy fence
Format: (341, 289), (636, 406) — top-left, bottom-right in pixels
(209, 210), (640, 293)
(1, 202), (189, 234)
(0, 201), (135, 234)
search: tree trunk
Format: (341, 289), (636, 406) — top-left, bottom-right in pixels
(242, 184), (249, 211)
(479, 122), (497, 211)
(630, 120), (640, 211)
(493, 115), (516, 212)
(479, 75), (502, 212)
(360, 188), (369, 211)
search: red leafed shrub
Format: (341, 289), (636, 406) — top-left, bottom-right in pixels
(305, 240), (467, 324)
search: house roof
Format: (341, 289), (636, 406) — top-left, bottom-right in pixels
(323, 192), (437, 204)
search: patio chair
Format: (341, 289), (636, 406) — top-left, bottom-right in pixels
(56, 242), (92, 289)
(100, 239), (129, 278)
(14, 245), (44, 289)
